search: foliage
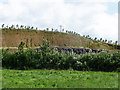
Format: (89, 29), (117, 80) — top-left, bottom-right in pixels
(26, 39), (28, 48)
(1, 24), (80, 36)
(18, 41), (25, 52)
(2, 40), (120, 72)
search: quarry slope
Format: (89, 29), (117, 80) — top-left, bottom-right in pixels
(1, 29), (119, 50)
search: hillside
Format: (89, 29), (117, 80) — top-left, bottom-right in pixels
(1, 29), (119, 50)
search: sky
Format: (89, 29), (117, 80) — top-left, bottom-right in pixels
(0, 0), (119, 42)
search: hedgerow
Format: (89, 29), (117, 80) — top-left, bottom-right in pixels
(2, 40), (120, 72)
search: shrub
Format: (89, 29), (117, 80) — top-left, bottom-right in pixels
(2, 40), (120, 72)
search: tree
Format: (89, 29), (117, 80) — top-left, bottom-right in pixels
(62, 29), (64, 32)
(8, 27), (11, 30)
(110, 40), (112, 43)
(20, 25), (23, 29)
(11, 25), (14, 29)
(71, 31), (73, 34)
(26, 39), (29, 48)
(115, 41), (118, 45)
(108, 40), (112, 43)
(2, 24), (5, 29)
(51, 28), (54, 32)
(94, 37), (97, 40)
(55, 29), (58, 32)
(18, 41), (25, 52)
(100, 38), (102, 41)
(31, 27), (34, 30)
(6, 25), (8, 29)
(36, 27), (38, 30)
(83, 35), (85, 37)
(86, 35), (90, 38)
(30, 38), (32, 47)
(27, 26), (30, 30)
(46, 28), (49, 31)
(16, 24), (19, 29)
(25, 26), (27, 29)
(41, 39), (50, 53)
(114, 41), (118, 49)
(74, 32), (76, 34)
(66, 30), (68, 33)
(105, 39), (107, 42)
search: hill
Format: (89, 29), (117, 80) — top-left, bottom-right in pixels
(1, 29), (120, 51)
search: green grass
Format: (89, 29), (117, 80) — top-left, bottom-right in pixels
(2, 69), (118, 88)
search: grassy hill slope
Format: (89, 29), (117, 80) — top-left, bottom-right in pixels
(1, 29), (119, 50)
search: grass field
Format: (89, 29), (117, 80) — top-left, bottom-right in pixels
(2, 69), (118, 88)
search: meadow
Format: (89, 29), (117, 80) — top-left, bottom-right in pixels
(2, 69), (118, 88)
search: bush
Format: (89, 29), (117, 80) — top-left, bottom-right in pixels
(2, 40), (120, 72)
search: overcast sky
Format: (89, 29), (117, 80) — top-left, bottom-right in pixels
(0, 0), (118, 42)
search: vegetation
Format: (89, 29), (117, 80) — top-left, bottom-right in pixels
(83, 34), (118, 45)
(2, 69), (118, 88)
(1, 24), (119, 88)
(1, 24), (80, 36)
(2, 40), (120, 72)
